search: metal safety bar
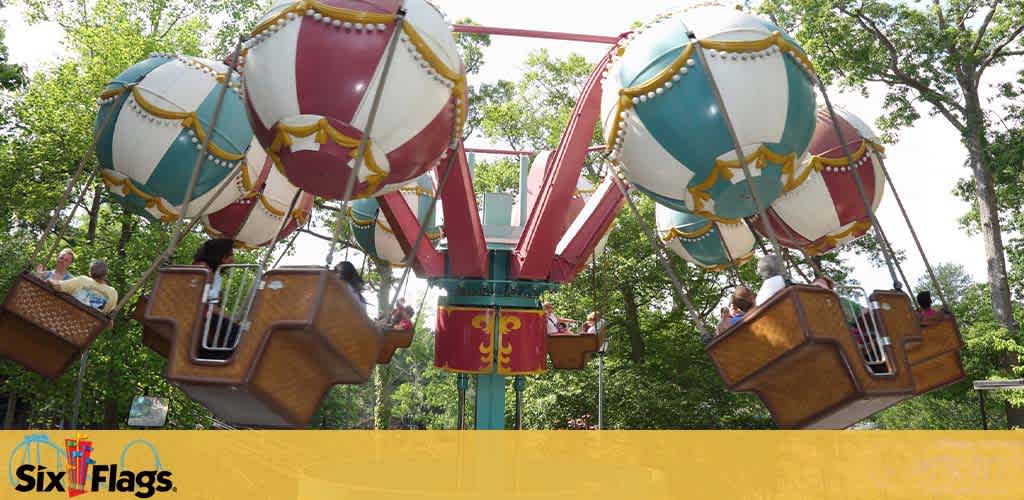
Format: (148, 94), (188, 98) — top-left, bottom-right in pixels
(198, 264), (262, 359)
(835, 286), (892, 374)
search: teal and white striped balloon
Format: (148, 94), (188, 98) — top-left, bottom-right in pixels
(602, 4), (817, 222)
(656, 203), (754, 271)
(349, 175), (441, 267)
(96, 54), (252, 222)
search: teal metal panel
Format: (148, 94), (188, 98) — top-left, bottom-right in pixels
(474, 372), (506, 430)
(482, 193), (514, 227)
(438, 295), (540, 308)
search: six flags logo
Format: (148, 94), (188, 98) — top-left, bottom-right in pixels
(9, 435), (174, 498)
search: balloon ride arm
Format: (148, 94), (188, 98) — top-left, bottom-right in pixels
(377, 191), (445, 278)
(512, 46), (616, 280)
(437, 144), (489, 278)
(548, 176), (626, 282)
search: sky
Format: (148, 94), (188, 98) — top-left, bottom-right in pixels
(1, 0), (1018, 318)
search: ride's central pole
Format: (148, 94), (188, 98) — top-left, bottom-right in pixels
(474, 372), (505, 430)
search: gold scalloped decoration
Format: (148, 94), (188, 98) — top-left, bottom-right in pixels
(268, 118), (388, 198)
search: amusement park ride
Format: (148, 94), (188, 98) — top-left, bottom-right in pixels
(0, 0), (965, 430)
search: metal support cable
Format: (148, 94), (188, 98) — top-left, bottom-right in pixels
(271, 220), (305, 269)
(110, 153), (245, 315)
(71, 40), (244, 426)
(877, 157), (952, 308)
(782, 248), (810, 283)
(40, 169), (98, 267)
(608, 165), (711, 339)
(815, 80), (902, 291)
(691, 39), (789, 281)
(872, 218), (916, 301)
(30, 104), (119, 267)
(384, 142), (460, 316)
(326, 11), (406, 268)
(167, 40), (239, 257)
(108, 37), (246, 316)
(714, 224), (745, 287)
(258, 189), (304, 270)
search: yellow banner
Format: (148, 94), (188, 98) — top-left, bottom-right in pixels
(1, 431), (1022, 499)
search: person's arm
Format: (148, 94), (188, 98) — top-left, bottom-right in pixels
(103, 289), (118, 315)
(50, 276), (79, 292)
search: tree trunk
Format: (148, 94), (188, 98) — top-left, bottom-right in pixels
(373, 260), (394, 429)
(117, 216), (133, 259)
(3, 392), (17, 429)
(86, 189), (102, 243)
(102, 397), (119, 429)
(373, 365), (393, 429)
(620, 285), (645, 364)
(964, 94), (1023, 427)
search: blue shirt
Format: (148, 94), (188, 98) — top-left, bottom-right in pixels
(43, 270), (73, 281)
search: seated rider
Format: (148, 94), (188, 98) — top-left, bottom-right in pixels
(394, 306), (414, 331)
(716, 286), (755, 334)
(754, 255), (787, 305)
(582, 311), (605, 334)
(386, 297), (407, 325)
(192, 238), (239, 359)
(335, 261), (366, 304)
(50, 259), (118, 315)
(36, 248), (75, 281)
(917, 291), (941, 321)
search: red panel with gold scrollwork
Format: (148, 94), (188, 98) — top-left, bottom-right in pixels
(496, 308), (547, 376)
(434, 306), (495, 374)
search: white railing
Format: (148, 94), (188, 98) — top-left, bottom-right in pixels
(197, 264), (262, 361)
(835, 286), (893, 375)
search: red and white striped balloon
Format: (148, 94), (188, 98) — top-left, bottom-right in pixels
(241, 0), (465, 201)
(202, 138), (314, 248)
(749, 108), (884, 255)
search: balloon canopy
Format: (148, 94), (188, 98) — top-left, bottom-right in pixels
(656, 203), (755, 270)
(510, 151), (597, 230)
(749, 107), (884, 256)
(601, 4), (817, 221)
(242, 0), (466, 201)
(202, 138), (314, 248)
(349, 174), (441, 267)
(96, 54), (252, 222)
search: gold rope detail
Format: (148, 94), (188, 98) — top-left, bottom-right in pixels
(100, 170), (178, 222)
(783, 140), (872, 193)
(660, 221), (714, 241)
(803, 220), (872, 256)
(699, 32), (816, 74)
(685, 145), (797, 220)
(252, 1), (395, 35)
(130, 87), (245, 162)
(268, 118), (388, 198)
(604, 44), (696, 146)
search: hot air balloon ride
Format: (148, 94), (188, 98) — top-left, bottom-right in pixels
(241, 0), (467, 201)
(748, 107), (885, 255)
(600, 4), (817, 221)
(202, 138), (315, 249)
(96, 54), (252, 222)
(656, 204), (755, 271)
(0, 0), (967, 435)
